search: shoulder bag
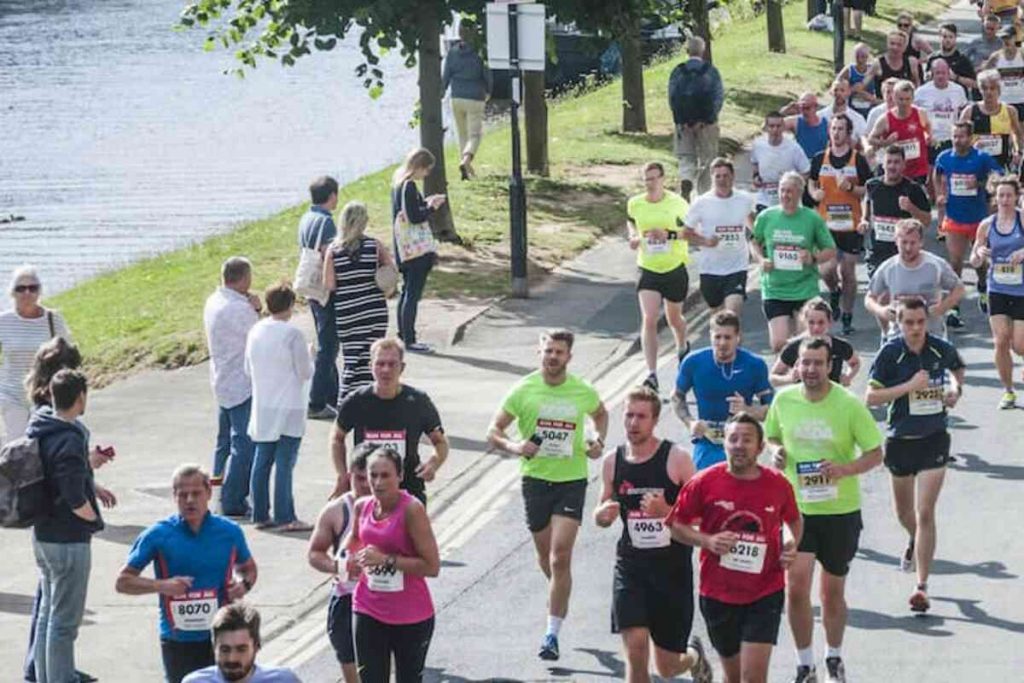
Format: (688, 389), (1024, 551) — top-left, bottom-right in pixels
(294, 217), (330, 305)
(393, 180), (438, 263)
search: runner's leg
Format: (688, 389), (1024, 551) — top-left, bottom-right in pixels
(1013, 321), (1024, 381)
(945, 232), (969, 277)
(739, 641), (774, 683)
(991, 315), (1015, 391)
(719, 653), (741, 683)
(818, 257), (839, 296)
(652, 644), (697, 679)
(530, 525), (553, 580)
(768, 315), (794, 354)
(621, 627), (652, 683)
(786, 553), (816, 652)
(839, 253), (858, 315)
(914, 467), (947, 589)
(723, 293), (744, 316)
(547, 515), (580, 619)
(663, 299), (687, 358)
(638, 290), (663, 374)
(819, 570), (848, 652)
(891, 473), (917, 542)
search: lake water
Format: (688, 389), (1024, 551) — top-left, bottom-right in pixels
(0, 0), (420, 295)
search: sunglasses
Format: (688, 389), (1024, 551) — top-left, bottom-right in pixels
(897, 22), (911, 29)
(14, 284), (40, 293)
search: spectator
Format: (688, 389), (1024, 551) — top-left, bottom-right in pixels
(391, 149), (446, 354)
(203, 257), (261, 517)
(28, 369), (109, 683)
(323, 202), (392, 398)
(244, 281), (314, 532)
(443, 20), (492, 180)
(182, 604), (298, 682)
(965, 14), (1004, 70)
(845, 0), (867, 39)
(0, 266), (71, 445)
(840, 43), (880, 120)
(297, 176), (340, 421)
(668, 35), (724, 200)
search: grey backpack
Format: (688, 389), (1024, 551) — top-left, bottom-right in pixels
(0, 435), (49, 528)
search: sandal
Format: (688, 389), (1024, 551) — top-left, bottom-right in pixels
(278, 520), (313, 533)
(254, 520), (277, 530)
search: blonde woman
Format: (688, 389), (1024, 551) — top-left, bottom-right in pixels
(391, 148), (446, 353)
(323, 202), (393, 398)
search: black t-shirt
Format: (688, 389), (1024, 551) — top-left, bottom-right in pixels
(809, 148), (873, 184)
(336, 384), (443, 498)
(927, 50), (976, 85)
(779, 336), (855, 383)
(865, 177), (931, 218)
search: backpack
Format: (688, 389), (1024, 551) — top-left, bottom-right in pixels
(669, 61), (715, 125)
(0, 436), (49, 528)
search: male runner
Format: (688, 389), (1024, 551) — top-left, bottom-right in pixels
(926, 23), (977, 93)
(960, 69), (1021, 174)
(627, 161), (692, 392)
(867, 80), (932, 186)
(684, 157), (756, 314)
(866, 298), (965, 614)
(914, 59), (969, 179)
(808, 115), (873, 335)
(750, 111), (811, 213)
(674, 310), (774, 471)
(593, 386), (712, 683)
(115, 465), (259, 683)
(330, 337), (448, 503)
(766, 338), (883, 683)
(784, 93), (830, 161)
(752, 172), (837, 352)
(817, 79), (869, 145)
(670, 414), (803, 683)
(862, 145), (933, 278)
(487, 329), (609, 660)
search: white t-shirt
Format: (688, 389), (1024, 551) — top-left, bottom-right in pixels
(684, 190), (755, 276)
(749, 136), (810, 208)
(818, 105), (869, 143)
(866, 103), (890, 142)
(244, 318), (314, 441)
(914, 82), (968, 142)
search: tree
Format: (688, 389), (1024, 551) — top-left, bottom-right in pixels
(179, 0), (480, 242)
(766, 0), (786, 53)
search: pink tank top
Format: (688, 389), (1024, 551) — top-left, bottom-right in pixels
(352, 491), (434, 624)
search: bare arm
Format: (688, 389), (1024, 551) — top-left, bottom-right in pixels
(864, 291), (894, 321)
(486, 408), (529, 456)
(588, 402), (610, 459)
(932, 281), (966, 317)
(770, 357), (799, 388)
(322, 247), (336, 291)
(399, 502), (440, 578)
(842, 351), (862, 386)
(593, 451), (619, 527)
(308, 504), (342, 575)
(329, 424), (351, 499)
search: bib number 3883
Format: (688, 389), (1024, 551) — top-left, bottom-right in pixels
(170, 589), (218, 632)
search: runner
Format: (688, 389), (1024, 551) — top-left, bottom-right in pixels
(673, 310), (774, 470)
(307, 445), (373, 683)
(487, 329), (608, 660)
(593, 386), (711, 683)
(751, 172), (837, 352)
(925, 24), (977, 94)
(866, 298), (965, 614)
(896, 12), (933, 79)
(865, 219), (966, 342)
(115, 465), (259, 683)
(784, 93), (830, 161)
(817, 79), (869, 146)
(770, 297), (861, 388)
(960, 70), (1021, 173)
(626, 161), (693, 392)
(808, 115), (873, 335)
(684, 157), (756, 315)
(872, 30), (920, 94)
(981, 26), (1024, 118)
(934, 121), (1004, 322)
(330, 337), (448, 504)
(867, 80), (932, 186)
(970, 176), (1024, 408)
(865, 78), (898, 170)
(750, 112), (811, 213)
(765, 338), (884, 683)
(965, 14), (1004, 71)
(839, 43), (879, 121)
(669, 413), (803, 683)
(914, 59), (969, 188)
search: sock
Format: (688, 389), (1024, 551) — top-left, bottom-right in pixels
(546, 615), (563, 637)
(797, 647), (815, 667)
(826, 646), (842, 659)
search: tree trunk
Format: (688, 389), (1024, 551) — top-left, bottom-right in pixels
(417, 4), (459, 242)
(807, 0), (818, 22)
(524, 70), (549, 176)
(767, 0), (787, 54)
(689, 0), (712, 64)
(620, 17), (646, 133)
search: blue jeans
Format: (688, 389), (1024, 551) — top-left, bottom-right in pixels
(214, 398), (255, 515)
(32, 538), (90, 683)
(250, 435), (301, 524)
(309, 295), (340, 410)
(398, 254), (435, 344)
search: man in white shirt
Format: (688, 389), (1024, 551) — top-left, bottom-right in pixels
(914, 58), (969, 169)
(818, 79), (870, 145)
(203, 257), (262, 517)
(183, 604), (299, 683)
(750, 112), (811, 212)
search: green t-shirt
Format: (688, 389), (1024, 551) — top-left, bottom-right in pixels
(764, 383), (882, 516)
(500, 371), (601, 482)
(627, 191), (690, 273)
(752, 205), (835, 301)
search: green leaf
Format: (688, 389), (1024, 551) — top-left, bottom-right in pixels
(203, 36), (216, 52)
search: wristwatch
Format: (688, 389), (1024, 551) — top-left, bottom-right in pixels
(242, 578), (253, 592)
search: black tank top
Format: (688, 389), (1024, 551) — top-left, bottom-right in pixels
(612, 440), (690, 562)
(876, 55), (913, 96)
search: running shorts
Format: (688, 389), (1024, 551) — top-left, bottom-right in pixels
(327, 592), (355, 664)
(521, 477), (586, 532)
(928, 141), (952, 166)
(699, 590), (785, 658)
(763, 298), (809, 321)
(830, 230), (864, 256)
(797, 510), (863, 577)
(884, 431), (952, 477)
(699, 271), (747, 309)
(989, 291), (1024, 320)
(941, 217), (980, 239)
(637, 263), (689, 303)
(611, 552), (695, 652)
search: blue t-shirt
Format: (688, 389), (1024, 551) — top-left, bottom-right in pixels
(935, 148), (1002, 224)
(126, 513), (252, 642)
(676, 347), (774, 469)
(183, 664), (300, 682)
(297, 205), (337, 249)
(869, 334), (965, 438)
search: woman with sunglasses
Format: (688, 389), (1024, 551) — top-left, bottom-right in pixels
(0, 266), (71, 444)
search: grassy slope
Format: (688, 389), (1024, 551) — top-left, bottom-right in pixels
(49, 0), (951, 384)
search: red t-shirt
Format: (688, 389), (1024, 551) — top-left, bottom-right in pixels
(670, 463), (800, 605)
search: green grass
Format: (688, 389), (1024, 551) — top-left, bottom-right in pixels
(50, 0), (952, 384)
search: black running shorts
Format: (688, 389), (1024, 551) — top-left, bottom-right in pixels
(830, 230), (864, 256)
(327, 592), (355, 664)
(637, 263), (689, 303)
(797, 511), (862, 577)
(699, 271), (748, 309)
(521, 477), (586, 532)
(884, 431), (951, 477)
(611, 551), (695, 652)
(989, 292), (1024, 321)
(699, 590), (785, 658)
(762, 298), (809, 321)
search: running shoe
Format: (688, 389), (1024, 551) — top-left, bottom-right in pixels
(840, 313), (854, 336)
(900, 537), (915, 572)
(307, 405), (338, 420)
(824, 656), (846, 682)
(978, 292), (989, 315)
(946, 307), (964, 329)
(406, 342), (434, 354)
(642, 372), (660, 393)
(688, 635), (713, 683)
(538, 633), (560, 660)
(999, 391), (1017, 410)
(910, 587), (931, 613)
(792, 665), (818, 683)
(829, 290), (842, 320)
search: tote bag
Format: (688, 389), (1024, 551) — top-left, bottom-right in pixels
(294, 218), (330, 305)
(393, 181), (437, 263)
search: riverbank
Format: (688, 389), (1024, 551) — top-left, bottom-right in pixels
(48, 0), (952, 384)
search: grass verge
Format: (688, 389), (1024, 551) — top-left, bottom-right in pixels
(50, 0), (953, 385)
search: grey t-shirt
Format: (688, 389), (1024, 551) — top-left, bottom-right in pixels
(868, 251), (962, 338)
(183, 665), (301, 683)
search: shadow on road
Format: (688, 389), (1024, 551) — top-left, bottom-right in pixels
(932, 597), (1024, 634)
(425, 669), (522, 683)
(96, 523), (148, 546)
(949, 452), (1024, 480)
(846, 607), (955, 637)
(429, 351), (535, 378)
(548, 647), (625, 679)
(0, 590), (36, 616)
(857, 547), (1017, 580)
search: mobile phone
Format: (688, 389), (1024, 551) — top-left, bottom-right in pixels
(528, 434), (544, 446)
(99, 445), (116, 458)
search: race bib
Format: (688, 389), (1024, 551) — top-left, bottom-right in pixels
(873, 216), (898, 243)
(626, 510), (671, 549)
(169, 589), (218, 632)
(773, 244), (804, 271)
(363, 429), (406, 461)
(644, 234), (670, 254)
(763, 184), (780, 205)
(931, 111), (955, 141)
(909, 385), (944, 416)
(974, 134), (1003, 156)
(993, 261), (1024, 285)
(715, 224), (745, 249)
(852, 94), (874, 111)
(950, 173), (978, 197)
(535, 404), (577, 458)
(827, 203), (855, 232)
(796, 460), (838, 503)
(1003, 74), (1024, 101)
(719, 532), (767, 574)
(366, 563), (404, 592)
(703, 421), (725, 445)
(899, 138), (921, 161)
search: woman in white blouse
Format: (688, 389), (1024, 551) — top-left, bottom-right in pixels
(0, 266), (71, 444)
(245, 281), (314, 532)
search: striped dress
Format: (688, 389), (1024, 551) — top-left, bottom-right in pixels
(332, 238), (388, 399)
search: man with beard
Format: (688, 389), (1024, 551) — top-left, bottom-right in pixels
(816, 79), (869, 145)
(183, 604), (299, 682)
(488, 329), (609, 660)
(593, 386), (712, 683)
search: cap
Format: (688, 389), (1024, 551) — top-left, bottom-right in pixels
(1000, 25), (1016, 39)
